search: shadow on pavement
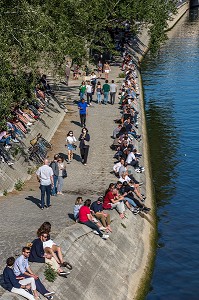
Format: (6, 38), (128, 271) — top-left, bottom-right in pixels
(70, 120), (82, 127)
(25, 196), (41, 208)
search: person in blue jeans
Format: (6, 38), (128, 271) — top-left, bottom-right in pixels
(49, 154), (59, 196)
(36, 159), (54, 209)
(102, 80), (110, 105)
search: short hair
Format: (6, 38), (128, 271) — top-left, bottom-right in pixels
(116, 181), (123, 185)
(112, 80), (114, 83)
(105, 80), (108, 83)
(54, 154), (59, 160)
(6, 257), (15, 266)
(22, 246), (30, 252)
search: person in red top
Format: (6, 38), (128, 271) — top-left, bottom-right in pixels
(79, 199), (109, 239)
(103, 183), (125, 218)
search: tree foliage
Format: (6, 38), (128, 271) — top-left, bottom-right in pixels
(0, 0), (177, 127)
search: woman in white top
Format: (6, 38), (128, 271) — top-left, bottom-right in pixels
(66, 131), (77, 162)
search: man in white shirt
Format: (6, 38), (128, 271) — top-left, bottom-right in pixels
(14, 247), (55, 299)
(126, 149), (139, 168)
(36, 159), (54, 209)
(86, 81), (93, 106)
(110, 80), (117, 105)
(113, 158), (125, 176)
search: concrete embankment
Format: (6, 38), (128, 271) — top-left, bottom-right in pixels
(0, 3), (189, 300)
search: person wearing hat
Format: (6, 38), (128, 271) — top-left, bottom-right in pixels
(90, 197), (112, 232)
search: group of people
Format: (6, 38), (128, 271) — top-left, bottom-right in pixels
(71, 52), (150, 241)
(3, 222), (72, 300)
(0, 74), (55, 166)
(2, 47), (151, 298)
(78, 78), (117, 106)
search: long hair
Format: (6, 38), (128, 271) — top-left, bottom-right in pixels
(37, 221), (51, 237)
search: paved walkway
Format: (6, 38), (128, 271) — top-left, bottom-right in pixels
(0, 61), (145, 293)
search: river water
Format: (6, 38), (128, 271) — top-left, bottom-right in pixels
(141, 8), (199, 300)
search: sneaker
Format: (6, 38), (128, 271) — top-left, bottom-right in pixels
(99, 226), (106, 231)
(93, 230), (99, 235)
(7, 161), (14, 166)
(5, 145), (11, 150)
(59, 271), (70, 276)
(139, 182), (144, 186)
(133, 208), (140, 215)
(135, 168), (141, 173)
(46, 296), (53, 300)
(11, 138), (19, 143)
(44, 292), (55, 297)
(102, 234), (109, 240)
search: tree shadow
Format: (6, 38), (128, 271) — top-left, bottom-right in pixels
(25, 195), (41, 208)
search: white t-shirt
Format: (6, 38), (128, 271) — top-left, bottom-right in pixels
(119, 175), (131, 183)
(113, 162), (122, 173)
(66, 136), (77, 145)
(86, 85), (92, 93)
(36, 165), (53, 185)
(43, 239), (56, 249)
(126, 152), (136, 164)
(110, 83), (117, 93)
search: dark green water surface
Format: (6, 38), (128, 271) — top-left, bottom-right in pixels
(142, 8), (199, 300)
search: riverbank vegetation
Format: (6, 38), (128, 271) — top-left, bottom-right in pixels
(0, 0), (176, 127)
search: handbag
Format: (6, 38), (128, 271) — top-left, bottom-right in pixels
(84, 140), (89, 146)
(62, 169), (67, 178)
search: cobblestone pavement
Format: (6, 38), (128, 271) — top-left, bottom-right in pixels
(0, 63), (145, 275)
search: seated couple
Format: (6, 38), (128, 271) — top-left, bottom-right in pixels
(3, 251), (54, 300)
(78, 199), (111, 240)
(29, 222), (72, 277)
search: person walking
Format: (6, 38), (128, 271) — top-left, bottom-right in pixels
(79, 127), (90, 165)
(90, 72), (97, 94)
(96, 81), (102, 104)
(66, 130), (77, 162)
(36, 159), (54, 209)
(103, 62), (111, 80)
(65, 61), (70, 86)
(57, 156), (67, 195)
(102, 80), (110, 105)
(110, 79), (117, 105)
(79, 81), (86, 100)
(78, 98), (88, 127)
(49, 154), (59, 196)
(97, 60), (103, 78)
(86, 81), (93, 106)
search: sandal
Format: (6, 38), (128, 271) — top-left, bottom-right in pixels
(60, 261), (73, 270)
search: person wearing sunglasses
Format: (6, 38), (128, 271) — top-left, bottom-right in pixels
(29, 233), (69, 278)
(14, 247), (55, 299)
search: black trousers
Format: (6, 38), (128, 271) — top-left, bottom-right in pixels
(110, 92), (116, 104)
(80, 114), (86, 127)
(80, 146), (89, 164)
